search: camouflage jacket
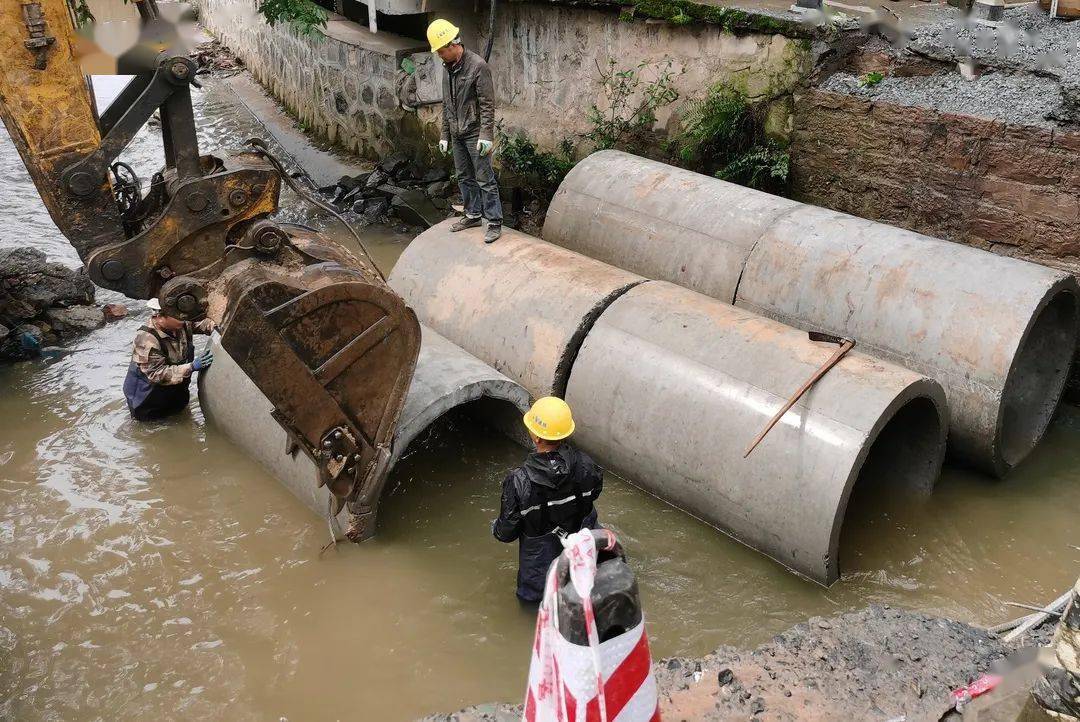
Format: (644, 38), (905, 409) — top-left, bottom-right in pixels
(130, 318), (215, 385)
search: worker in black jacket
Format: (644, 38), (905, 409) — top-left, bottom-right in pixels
(493, 397), (604, 603)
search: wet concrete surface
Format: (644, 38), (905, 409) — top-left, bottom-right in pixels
(0, 73), (1078, 720)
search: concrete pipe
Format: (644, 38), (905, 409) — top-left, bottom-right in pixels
(564, 282), (948, 585)
(545, 150), (1079, 475)
(544, 149), (801, 303)
(199, 324), (530, 538)
(387, 220), (645, 398)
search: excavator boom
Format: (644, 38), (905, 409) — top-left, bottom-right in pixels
(0, 1), (420, 534)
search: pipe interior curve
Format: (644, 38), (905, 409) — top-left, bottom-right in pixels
(838, 395), (945, 578)
(997, 289), (1078, 471)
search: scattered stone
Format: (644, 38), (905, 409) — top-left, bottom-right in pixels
(375, 183), (410, 198)
(365, 167), (390, 189)
(363, 197), (391, 222)
(102, 304), (127, 322)
(0, 247), (94, 310)
(426, 180), (453, 199)
(378, 152), (410, 177)
(1, 324), (43, 361)
(44, 306), (105, 336)
(4, 298), (36, 322)
(718, 668), (734, 686)
(421, 167), (450, 184)
(391, 190), (444, 228)
(0, 248), (103, 362)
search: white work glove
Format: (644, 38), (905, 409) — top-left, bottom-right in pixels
(438, 139), (449, 155)
(477, 139), (494, 157)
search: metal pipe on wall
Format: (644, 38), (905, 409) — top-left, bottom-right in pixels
(544, 150), (1079, 476)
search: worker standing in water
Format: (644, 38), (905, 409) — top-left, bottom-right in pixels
(122, 299), (215, 421)
(493, 397), (604, 603)
(427, 18), (503, 244)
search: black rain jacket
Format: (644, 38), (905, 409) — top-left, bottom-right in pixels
(492, 445), (603, 602)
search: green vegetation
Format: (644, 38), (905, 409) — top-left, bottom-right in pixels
(622, 0), (812, 37)
(584, 59), (680, 154)
(668, 85), (791, 194)
(496, 126), (577, 196)
(67, 0), (94, 26)
(717, 141), (789, 190)
(255, 0), (327, 35)
(499, 58), (792, 208)
(860, 71), (885, 87)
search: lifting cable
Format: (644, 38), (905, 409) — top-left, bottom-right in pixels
(245, 138), (386, 282)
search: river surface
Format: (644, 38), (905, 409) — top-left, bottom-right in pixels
(1, 75), (1078, 721)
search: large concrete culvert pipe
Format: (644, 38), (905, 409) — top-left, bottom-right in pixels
(544, 150), (1079, 476)
(387, 220), (646, 399)
(565, 282), (948, 585)
(199, 325), (530, 539)
(387, 223), (948, 583)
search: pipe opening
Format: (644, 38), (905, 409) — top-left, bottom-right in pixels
(999, 290), (1077, 470)
(838, 396), (944, 579)
(392, 395), (528, 471)
(377, 398), (528, 539)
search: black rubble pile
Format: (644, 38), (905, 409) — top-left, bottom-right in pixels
(0, 248), (111, 361)
(319, 152), (455, 229)
(193, 38), (244, 76)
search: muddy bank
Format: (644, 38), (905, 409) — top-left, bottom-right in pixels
(424, 604), (1052, 721)
(0, 247), (119, 361)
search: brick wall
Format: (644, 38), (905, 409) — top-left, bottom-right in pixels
(790, 89), (1080, 276)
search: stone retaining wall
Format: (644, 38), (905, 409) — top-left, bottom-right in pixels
(195, 0), (815, 159)
(790, 88), (1080, 276)
(196, 0), (434, 160)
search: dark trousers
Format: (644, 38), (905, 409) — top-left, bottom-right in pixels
(452, 132), (503, 224)
(515, 509), (599, 603)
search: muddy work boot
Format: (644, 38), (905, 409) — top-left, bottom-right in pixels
(484, 224), (502, 244)
(450, 216), (482, 232)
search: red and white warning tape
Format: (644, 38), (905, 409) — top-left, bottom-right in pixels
(523, 530), (659, 722)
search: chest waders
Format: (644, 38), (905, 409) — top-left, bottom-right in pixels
(122, 325), (194, 421)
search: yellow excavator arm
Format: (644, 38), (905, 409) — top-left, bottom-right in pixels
(0, 1), (420, 530)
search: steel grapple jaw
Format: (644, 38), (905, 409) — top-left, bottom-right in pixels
(211, 224), (420, 532)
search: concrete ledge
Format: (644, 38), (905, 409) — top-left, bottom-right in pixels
(320, 12), (427, 57)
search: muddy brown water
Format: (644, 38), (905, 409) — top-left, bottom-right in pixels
(1, 76), (1077, 721)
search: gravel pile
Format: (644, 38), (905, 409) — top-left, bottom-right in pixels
(910, 5), (1080, 78)
(824, 6), (1080, 125)
(821, 68), (1065, 126)
(424, 604), (1047, 722)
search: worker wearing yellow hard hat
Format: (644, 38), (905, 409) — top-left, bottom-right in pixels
(492, 397), (605, 603)
(426, 18), (460, 53)
(122, 298), (216, 421)
(426, 18), (504, 244)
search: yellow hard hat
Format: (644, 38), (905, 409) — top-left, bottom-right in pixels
(427, 19), (460, 53)
(523, 397), (576, 441)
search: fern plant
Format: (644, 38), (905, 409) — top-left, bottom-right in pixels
(256, 0), (327, 35)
